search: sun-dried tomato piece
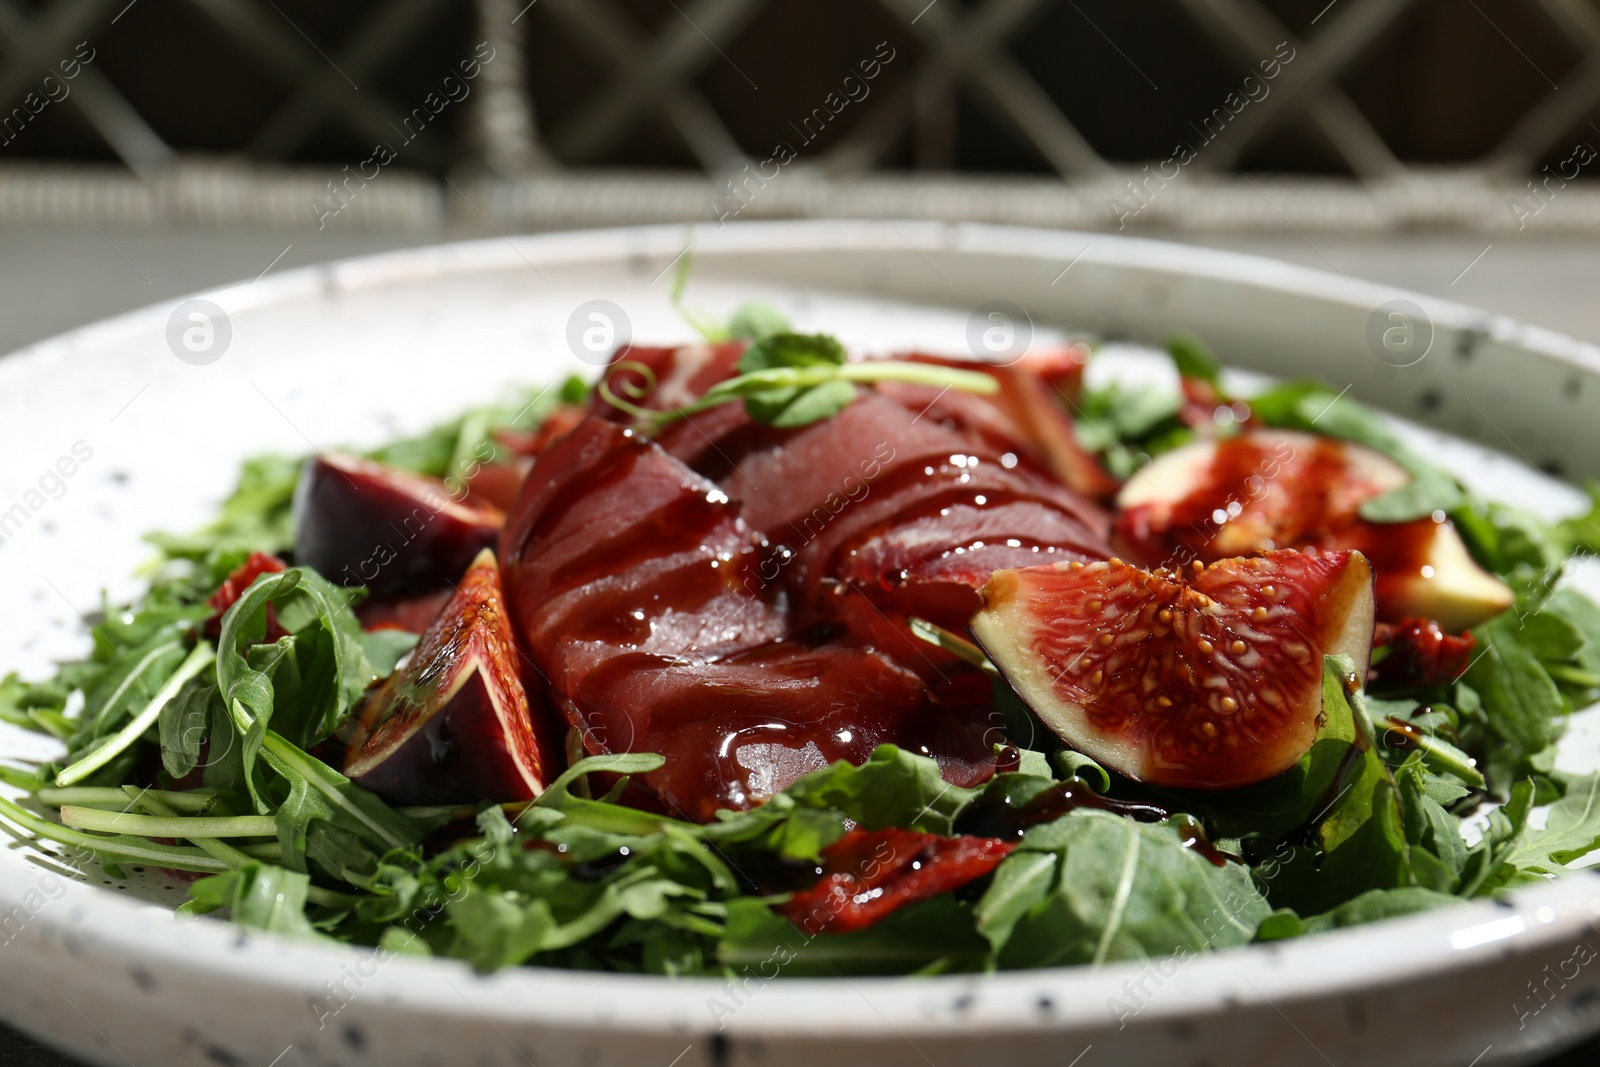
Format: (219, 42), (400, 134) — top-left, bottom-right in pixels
(777, 828), (1014, 935)
(1371, 617), (1477, 689)
(203, 552), (288, 639)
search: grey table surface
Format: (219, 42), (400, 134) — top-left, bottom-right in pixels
(2, 223), (1599, 1066)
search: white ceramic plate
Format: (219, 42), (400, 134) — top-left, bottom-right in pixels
(3, 221), (1600, 1067)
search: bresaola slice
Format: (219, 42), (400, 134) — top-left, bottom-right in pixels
(590, 341), (748, 418)
(885, 348), (1118, 499)
(294, 453), (504, 598)
(500, 415), (992, 819)
(722, 392), (1112, 675)
(499, 415), (787, 693)
(971, 550), (1376, 790)
(566, 643), (984, 821)
(345, 550), (552, 805)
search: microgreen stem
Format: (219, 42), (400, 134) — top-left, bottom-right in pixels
(0, 764), (43, 791)
(908, 616), (998, 673)
(56, 642), (215, 787)
(0, 794), (228, 873)
(59, 807), (277, 839)
(620, 360), (1000, 431)
(1547, 665), (1600, 689)
(1383, 716), (1486, 789)
(132, 792), (360, 907)
(838, 361), (1000, 391)
(36, 787), (216, 813)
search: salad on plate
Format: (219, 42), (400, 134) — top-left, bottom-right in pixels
(3, 296), (1600, 980)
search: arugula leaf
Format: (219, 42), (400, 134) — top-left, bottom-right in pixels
(1073, 380), (1188, 478)
(359, 629), (419, 678)
(186, 862), (323, 938)
(446, 886), (558, 970)
(157, 675), (221, 779)
(1051, 750), (1111, 792)
(1495, 772), (1600, 875)
(727, 302), (792, 342)
(528, 752), (683, 839)
(261, 733), (420, 868)
(1253, 659), (1424, 915)
(1166, 332), (1223, 389)
(55, 642), (215, 787)
(146, 455), (300, 561)
(1557, 482), (1600, 556)
(1465, 613), (1567, 786)
(367, 379), (589, 478)
(1544, 588), (1600, 694)
(1298, 886), (1461, 933)
(977, 809), (1270, 967)
(77, 633), (189, 742)
(1147, 658), (1367, 844)
(1453, 498), (1568, 596)
(1460, 778), (1538, 896)
(783, 745), (980, 835)
(213, 567), (383, 805)
(720, 895), (989, 977)
(1394, 756), (1471, 892)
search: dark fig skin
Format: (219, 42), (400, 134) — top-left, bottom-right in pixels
(344, 550), (552, 805)
(355, 588), (454, 635)
(465, 460), (531, 513)
(293, 453), (504, 598)
(348, 670), (534, 806)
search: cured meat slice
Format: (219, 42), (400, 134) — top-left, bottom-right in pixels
(883, 350), (1118, 499)
(565, 642), (990, 821)
(722, 394), (1112, 671)
(500, 417), (786, 693)
(500, 415), (992, 818)
(588, 342), (747, 424)
(583, 344), (1114, 682)
(588, 341), (784, 476)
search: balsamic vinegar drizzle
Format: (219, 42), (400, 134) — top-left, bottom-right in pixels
(965, 746), (1236, 866)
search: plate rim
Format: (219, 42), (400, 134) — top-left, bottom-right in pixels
(3, 219), (1598, 1047)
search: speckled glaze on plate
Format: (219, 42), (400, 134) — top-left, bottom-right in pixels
(2, 222), (1599, 1067)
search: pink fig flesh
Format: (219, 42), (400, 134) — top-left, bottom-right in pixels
(971, 550), (1376, 790)
(344, 550), (551, 805)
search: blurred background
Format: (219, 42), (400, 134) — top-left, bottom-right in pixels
(0, 0), (1598, 355)
(3, 1), (1600, 1063)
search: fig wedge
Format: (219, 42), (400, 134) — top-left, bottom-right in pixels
(971, 550), (1376, 790)
(344, 549), (550, 805)
(293, 452), (503, 598)
(1113, 429), (1511, 631)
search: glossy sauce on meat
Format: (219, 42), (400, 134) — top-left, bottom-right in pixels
(720, 392), (1112, 677)
(500, 416), (991, 821)
(501, 345), (1120, 821)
